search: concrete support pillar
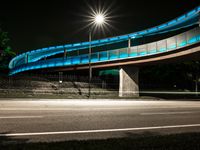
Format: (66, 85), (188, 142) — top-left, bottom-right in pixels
(119, 66), (139, 97)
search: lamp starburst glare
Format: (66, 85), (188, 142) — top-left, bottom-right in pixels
(95, 14), (105, 24)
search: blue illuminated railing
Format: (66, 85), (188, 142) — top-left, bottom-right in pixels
(9, 6), (200, 69)
(9, 27), (200, 75)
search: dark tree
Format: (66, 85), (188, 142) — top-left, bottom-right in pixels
(184, 61), (200, 95)
(0, 27), (15, 72)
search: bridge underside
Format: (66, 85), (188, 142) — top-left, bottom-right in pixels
(24, 43), (200, 97)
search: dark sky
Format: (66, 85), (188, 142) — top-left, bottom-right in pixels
(0, 0), (199, 54)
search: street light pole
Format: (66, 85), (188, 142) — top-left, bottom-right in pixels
(88, 28), (92, 98)
(87, 13), (106, 97)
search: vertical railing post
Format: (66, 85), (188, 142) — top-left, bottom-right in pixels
(98, 52), (100, 61)
(146, 44), (148, 54)
(64, 48), (67, 59)
(26, 54), (28, 64)
(128, 38), (131, 57)
(185, 31), (188, 45)
(175, 35), (178, 48)
(77, 50), (79, 58)
(156, 42), (158, 53)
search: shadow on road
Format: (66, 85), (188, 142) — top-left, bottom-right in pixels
(1, 131), (200, 149)
(0, 132), (28, 146)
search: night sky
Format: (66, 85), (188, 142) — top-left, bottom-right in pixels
(0, 0), (199, 54)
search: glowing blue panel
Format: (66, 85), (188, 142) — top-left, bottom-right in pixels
(55, 62), (62, 67)
(130, 53), (138, 57)
(109, 51), (118, 60)
(187, 10), (196, 16)
(72, 57), (80, 64)
(139, 52), (147, 56)
(109, 37), (118, 41)
(188, 37), (197, 44)
(47, 62), (56, 67)
(198, 35), (200, 41)
(177, 15), (186, 21)
(168, 20), (176, 25)
(100, 51), (108, 61)
(100, 39), (108, 43)
(73, 43), (81, 46)
(81, 56), (89, 64)
(158, 24), (167, 29)
(64, 44), (72, 48)
(198, 6), (200, 11)
(149, 50), (157, 54)
(42, 48), (48, 51)
(148, 27), (157, 33)
(179, 41), (187, 47)
(159, 48), (167, 52)
(128, 33), (137, 38)
(120, 53), (128, 58)
(30, 66), (34, 70)
(34, 65), (40, 69)
(56, 46), (64, 49)
(109, 55), (118, 60)
(82, 42), (89, 45)
(139, 31), (147, 35)
(35, 49), (41, 52)
(91, 54), (98, 62)
(63, 59), (71, 66)
(119, 35), (128, 40)
(91, 58), (98, 63)
(49, 46), (56, 50)
(168, 45), (177, 49)
(41, 64), (48, 68)
(92, 40), (99, 44)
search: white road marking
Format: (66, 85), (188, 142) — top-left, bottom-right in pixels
(140, 111), (199, 115)
(1, 106), (200, 111)
(1, 124), (200, 137)
(0, 116), (43, 119)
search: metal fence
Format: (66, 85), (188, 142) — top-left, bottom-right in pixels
(0, 74), (118, 90)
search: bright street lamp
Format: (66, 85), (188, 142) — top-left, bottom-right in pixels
(88, 13), (105, 98)
(94, 14), (105, 25)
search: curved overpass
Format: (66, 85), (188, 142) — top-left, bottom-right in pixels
(9, 6), (200, 73)
(10, 27), (200, 75)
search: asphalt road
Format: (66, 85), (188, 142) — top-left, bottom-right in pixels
(0, 99), (200, 142)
